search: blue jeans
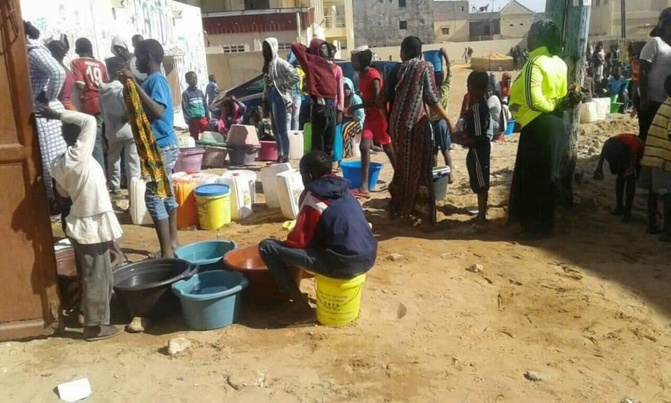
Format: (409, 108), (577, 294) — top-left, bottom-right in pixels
(268, 87), (291, 158)
(259, 239), (330, 296)
(145, 145), (179, 221)
(291, 93), (302, 131)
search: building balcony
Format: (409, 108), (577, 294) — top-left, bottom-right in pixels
(203, 9), (315, 35)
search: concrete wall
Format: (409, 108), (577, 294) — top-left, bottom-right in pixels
(589, 0), (671, 37)
(434, 0), (470, 42)
(371, 37), (526, 63)
(206, 51), (264, 91)
(353, 0), (434, 47)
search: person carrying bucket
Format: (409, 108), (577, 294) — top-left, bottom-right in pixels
(258, 151), (378, 324)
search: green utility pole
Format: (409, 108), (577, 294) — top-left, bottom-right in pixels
(544, 0), (592, 207)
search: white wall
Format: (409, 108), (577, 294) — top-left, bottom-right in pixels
(20, 0), (208, 96)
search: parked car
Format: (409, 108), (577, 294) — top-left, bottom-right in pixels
(221, 60), (399, 127)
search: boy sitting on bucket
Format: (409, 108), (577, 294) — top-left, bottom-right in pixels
(259, 150), (378, 322)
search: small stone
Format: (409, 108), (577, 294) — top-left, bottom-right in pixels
(387, 253), (405, 262)
(621, 398), (636, 403)
(524, 371), (544, 382)
(466, 263), (484, 273)
(167, 337), (192, 356)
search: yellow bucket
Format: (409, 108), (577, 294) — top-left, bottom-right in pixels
(195, 184), (231, 230)
(315, 273), (366, 327)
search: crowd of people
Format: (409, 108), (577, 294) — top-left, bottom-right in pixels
(23, 5), (671, 332)
(594, 8), (671, 241)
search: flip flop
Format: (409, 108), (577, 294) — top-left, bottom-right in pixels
(351, 190), (371, 199)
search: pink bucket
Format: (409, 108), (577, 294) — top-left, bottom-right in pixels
(258, 141), (278, 161)
(174, 147), (206, 174)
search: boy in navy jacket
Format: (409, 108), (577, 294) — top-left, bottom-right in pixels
(259, 151), (378, 319)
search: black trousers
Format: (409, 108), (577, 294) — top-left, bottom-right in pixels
(638, 101), (662, 142)
(508, 112), (564, 235)
(311, 100), (337, 156)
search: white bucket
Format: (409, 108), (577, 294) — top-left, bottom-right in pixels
(276, 169), (304, 220)
(288, 130), (304, 160)
(260, 163), (292, 208)
(580, 101), (598, 123)
(130, 177), (152, 225)
(220, 172), (254, 220)
(432, 166), (451, 200)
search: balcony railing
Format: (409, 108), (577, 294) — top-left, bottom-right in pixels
(324, 14), (346, 29)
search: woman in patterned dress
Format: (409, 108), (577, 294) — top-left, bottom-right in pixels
(386, 36), (455, 227)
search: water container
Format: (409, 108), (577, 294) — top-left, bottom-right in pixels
(172, 271), (248, 331)
(258, 140), (278, 161)
(221, 170), (257, 204)
(178, 136), (196, 149)
(276, 169), (305, 220)
(174, 147), (206, 174)
(288, 130), (304, 160)
(227, 125), (259, 145)
(130, 177), (152, 225)
(580, 101), (598, 123)
(220, 172), (253, 220)
(341, 161), (383, 190)
(228, 144), (260, 166)
(595, 98), (609, 120)
(201, 146), (228, 168)
(175, 240), (238, 272)
(260, 163), (292, 208)
(200, 131), (225, 143)
(432, 166), (451, 200)
(333, 124), (343, 162)
(505, 120), (516, 136)
(303, 122), (312, 153)
(174, 180), (198, 230)
(195, 184), (232, 230)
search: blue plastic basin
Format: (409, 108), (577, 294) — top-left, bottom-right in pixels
(172, 271), (248, 331)
(341, 161), (383, 190)
(175, 240), (238, 272)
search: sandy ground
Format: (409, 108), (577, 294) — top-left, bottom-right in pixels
(2, 66), (671, 402)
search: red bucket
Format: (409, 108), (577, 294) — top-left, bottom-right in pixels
(258, 141), (278, 161)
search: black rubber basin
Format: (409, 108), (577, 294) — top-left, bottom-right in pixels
(113, 259), (196, 319)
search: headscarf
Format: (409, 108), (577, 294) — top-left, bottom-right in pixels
(500, 72), (512, 98)
(651, 8), (671, 37)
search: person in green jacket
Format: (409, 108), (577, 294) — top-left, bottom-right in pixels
(507, 19), (581, 238)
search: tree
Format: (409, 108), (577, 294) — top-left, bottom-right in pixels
(544, 0), (592, 207)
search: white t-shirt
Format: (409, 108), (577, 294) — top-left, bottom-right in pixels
(640, 37), (671, 103)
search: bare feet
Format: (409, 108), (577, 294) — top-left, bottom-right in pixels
(126, 317), (151, 333)
(83, 325), (122, 341)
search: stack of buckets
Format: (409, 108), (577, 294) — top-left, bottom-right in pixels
(195, 184), (231, 230)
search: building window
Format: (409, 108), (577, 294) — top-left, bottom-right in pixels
(595, 0), (599, 5)
(277, 43), (292, 51)
(510, 24), (514, 27)
(399, 20), (408, 30)
(462, 6), (465, 11)
(399, 0), (406, 7)
(520, 23), (524, 25)
(222, 44), (246, 53)
(442, 27), (450, 35)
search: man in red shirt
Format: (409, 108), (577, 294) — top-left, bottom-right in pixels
(71, 37), (109, 171)
(594, 133), (645, 223)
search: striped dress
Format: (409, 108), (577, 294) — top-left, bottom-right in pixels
(387, 58), (439, 225)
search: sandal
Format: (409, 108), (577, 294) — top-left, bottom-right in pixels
(351, 189), (371, 199)
(83, 325), (122, 342)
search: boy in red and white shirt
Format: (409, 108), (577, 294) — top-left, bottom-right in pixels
(71, 37), (109, 170)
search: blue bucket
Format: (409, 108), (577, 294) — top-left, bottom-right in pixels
(172, 270), (248, 330)
(505, 120), (516, 136)
(175, 240), (238, 272)
(341, 161), (383, 190)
